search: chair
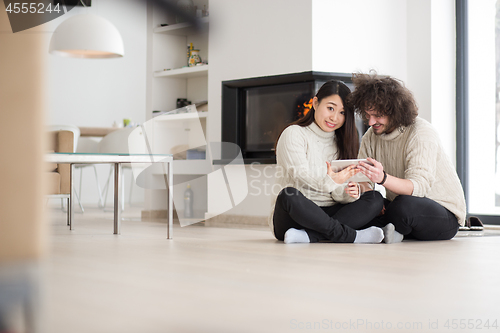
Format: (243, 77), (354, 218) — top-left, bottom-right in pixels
(75, 137), (104, 209)
(46, 130), (74, 224)
(47, 125), (84, 213)
(99, 127), (141, 211)
(47, 125), (79, 153)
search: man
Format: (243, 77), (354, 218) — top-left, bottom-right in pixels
(350, 72), (466, 243)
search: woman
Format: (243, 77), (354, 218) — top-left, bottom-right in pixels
(270, 80), (385, 244)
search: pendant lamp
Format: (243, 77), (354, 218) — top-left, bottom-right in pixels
(49, 14), (124, 59)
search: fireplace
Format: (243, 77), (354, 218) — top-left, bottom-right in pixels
(219, 71), (364, 164)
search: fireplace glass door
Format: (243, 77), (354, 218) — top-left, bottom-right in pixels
(244, 81), (319, 154)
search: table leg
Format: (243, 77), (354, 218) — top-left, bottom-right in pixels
(66, 197), (70, 226)
(114, 163), (122, 235)
(168, 160), (173, 239)
(69, 164), (74, 230)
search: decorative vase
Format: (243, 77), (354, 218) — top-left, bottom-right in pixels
(188, 49), (202, 67)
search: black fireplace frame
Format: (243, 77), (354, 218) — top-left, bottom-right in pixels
(218, 71), (354, 164)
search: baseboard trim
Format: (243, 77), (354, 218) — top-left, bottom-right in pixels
(205, 214), (268, 229)
(141, 209), (170, 220)
(141, 211), (269, 229)
(141, 210), (206, 227)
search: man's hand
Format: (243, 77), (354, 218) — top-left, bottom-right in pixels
(326, 161), (359, 184)
(358, 158), (385, 184)
(358, 158), (414, 195)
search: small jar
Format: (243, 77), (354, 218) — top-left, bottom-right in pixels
(188, 49), (202, 67)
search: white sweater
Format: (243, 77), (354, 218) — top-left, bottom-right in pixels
(358, 117), (466, 226)
(268, 122), (358, 231)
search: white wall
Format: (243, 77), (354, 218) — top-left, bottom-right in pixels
(46, 0), (147, 127)
(312, 0), (407, 80)
(430, 0), (456, 165)
(406, 0), (431, 122)
(45, 0), (148, 205)
(406, 0), (457, 165)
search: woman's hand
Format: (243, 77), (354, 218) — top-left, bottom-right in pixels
(357, 158), (385, 184)
(345, 182), (359, 198)
(326, 161), (360, 184)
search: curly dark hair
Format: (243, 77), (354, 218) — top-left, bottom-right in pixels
(349, 71), (418, 129)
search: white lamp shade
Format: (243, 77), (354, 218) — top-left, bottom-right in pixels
(49, 14), (124, 59)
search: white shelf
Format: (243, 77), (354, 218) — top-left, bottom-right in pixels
(153, 111), (208, 121)
(154, 65), (208, 79)
(154, 17), (209, 36)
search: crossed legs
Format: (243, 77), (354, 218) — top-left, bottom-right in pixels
(372, 195), (460, 241)
(272, 187), (384, 243)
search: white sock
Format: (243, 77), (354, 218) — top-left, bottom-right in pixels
(284, 228), (310, 244)
(382, 223), (404, 244)
(354, 226), (384, 244)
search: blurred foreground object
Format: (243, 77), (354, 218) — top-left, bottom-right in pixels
(0, 4), (47, 333)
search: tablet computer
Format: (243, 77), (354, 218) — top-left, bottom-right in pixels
(329, 159), (372, 182)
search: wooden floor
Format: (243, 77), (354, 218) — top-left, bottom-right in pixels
(44, 207), (500, 333)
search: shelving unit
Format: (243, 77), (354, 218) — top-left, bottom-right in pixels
(146, 1), (209, 217)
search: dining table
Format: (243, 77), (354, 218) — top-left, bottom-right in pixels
(46, 152), (174, 238)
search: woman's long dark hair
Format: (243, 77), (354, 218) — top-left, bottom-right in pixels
(275, 80), (359, 160)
